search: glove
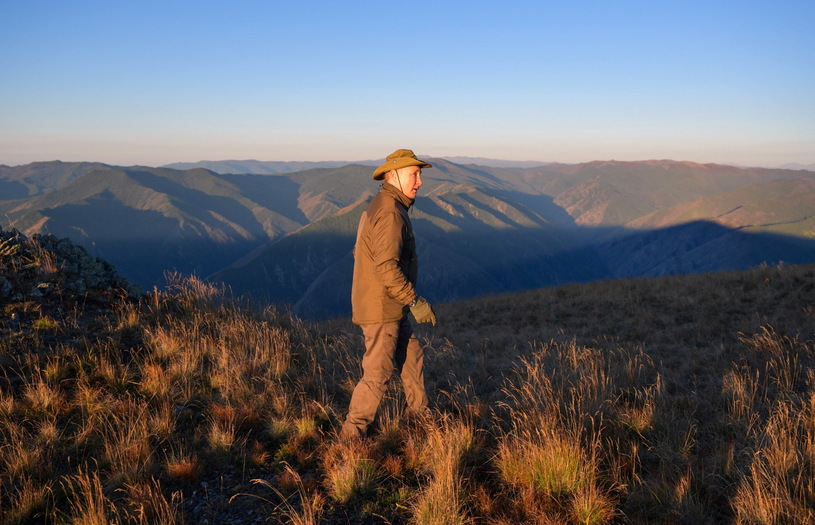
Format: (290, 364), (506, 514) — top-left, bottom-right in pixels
(410, 297), (437, 326)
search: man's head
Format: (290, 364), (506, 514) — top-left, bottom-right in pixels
(385, 165), (423, 199)
(372, 149), (433, 200)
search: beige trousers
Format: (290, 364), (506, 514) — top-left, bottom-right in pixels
(340, 317), (427, 438)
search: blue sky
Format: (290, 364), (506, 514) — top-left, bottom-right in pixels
(1, 1), (813, 167)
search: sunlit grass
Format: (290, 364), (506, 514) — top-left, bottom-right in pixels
(323, 440), (380, 503)
(411, 417), (474, 524)
(59, 468), (117, 524)
(0, 263), (813, 523)
(498, 430), (591, 499)
(32, 315), (59, 331)
(2, 476), (54, 525)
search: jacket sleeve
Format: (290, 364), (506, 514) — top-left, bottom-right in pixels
(370, 210), (417, 305)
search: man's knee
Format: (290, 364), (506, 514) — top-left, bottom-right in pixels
(357, 376), (389, 397)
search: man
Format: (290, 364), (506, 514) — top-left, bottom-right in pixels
(340, 148), (437, 440)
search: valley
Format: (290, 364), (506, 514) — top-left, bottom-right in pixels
(2, 158), (813, 319)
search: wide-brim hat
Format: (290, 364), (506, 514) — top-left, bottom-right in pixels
(372, 149), (433, 180)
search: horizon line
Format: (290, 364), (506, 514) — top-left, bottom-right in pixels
(4, 157), (815, 171)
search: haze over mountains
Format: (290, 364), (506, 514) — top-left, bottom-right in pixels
(2, 158), (814, 319)
(164, 157), (553, 174)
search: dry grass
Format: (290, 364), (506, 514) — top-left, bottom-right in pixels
(1, 422), (44, 482)
(163, 446), (202, 482)
(322, 439), (380, 503)
(233, 464), (326, 525)
(59, 468), (117, 524)
(1, 264), (813, 523)
(1, 476), (54, 525)
(411, 416), (475, 525)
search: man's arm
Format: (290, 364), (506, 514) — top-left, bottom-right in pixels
(370, 211), (417, 306)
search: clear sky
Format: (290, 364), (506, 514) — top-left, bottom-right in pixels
(1, 0), (813, 167)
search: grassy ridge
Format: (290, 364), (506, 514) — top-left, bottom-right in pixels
(1, 239), (814, 522)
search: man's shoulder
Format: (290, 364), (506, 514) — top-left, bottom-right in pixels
(368, 189), (402, 214)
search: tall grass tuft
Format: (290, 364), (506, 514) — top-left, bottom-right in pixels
(411, 416), (475, 525)
(1, 422), (44, 481)
(0, 388), (15, 419)
(495, 340), (624, 522)
(59, 468), (118, 524)
(2, 477), (53, 525)
(497, 427), (592, 500)
(123, 478), (181, 525)
(732, 397), (815, 524)
(23, 379), (65, 419)
(164, 446), (202, 481)
(207, 414), (238, 453)
(101, 400), (155, 484)
(233, 465), (325, 525)
(323, 439), (380, 503)
(571, 482), (616, 525)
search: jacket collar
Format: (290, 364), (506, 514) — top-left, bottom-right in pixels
(380, 182), (415, 209)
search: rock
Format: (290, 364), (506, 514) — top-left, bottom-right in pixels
(1, 226), (143, 304)
(0, 276), (12, 297)
(67, 279), (87, 294)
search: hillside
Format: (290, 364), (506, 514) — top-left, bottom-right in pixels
(2, 159), (814, 319)
(0, 161), (112, 199)
(2, 227), (813, 523)
(0, 166), (307, 287)
(220, 160), (815, 318)
(213, 180), (604, 318)
(627, 176), (815, 234)
(534, 160), (809, 226)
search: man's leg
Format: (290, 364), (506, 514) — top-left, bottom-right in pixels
(394, 317), (428, 412)
(341, 322), (399, 439)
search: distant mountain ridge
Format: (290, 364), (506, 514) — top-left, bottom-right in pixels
(2, 158), (814, 319)
(162, 159), (379, 175)
(162, 156), (552, 174)
(778, 162), (815, 171)
(0, 161), (112, 199)
(437, 157), (551, 168)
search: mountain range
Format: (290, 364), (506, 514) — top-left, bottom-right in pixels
(162, 159), (379, 175)
(2, 158), (813, 319)
(161, 157), (551, 174)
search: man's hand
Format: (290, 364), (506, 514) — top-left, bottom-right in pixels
(410, 297), (437, 326)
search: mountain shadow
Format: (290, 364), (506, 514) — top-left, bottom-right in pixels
(4, 159), (814, 320)
(216, 219), (815, 321)
(598, 220), (815, 278)
(41, 192), (264, 287)
(0, 180), (29, 200)
(220, 173), (309, 224)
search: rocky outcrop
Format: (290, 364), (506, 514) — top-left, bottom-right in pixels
(0, 226), (142, 303)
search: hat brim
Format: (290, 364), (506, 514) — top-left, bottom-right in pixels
(372, 158), (433, 180)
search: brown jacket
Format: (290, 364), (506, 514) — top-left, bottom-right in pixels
(351, 183), (419, 325)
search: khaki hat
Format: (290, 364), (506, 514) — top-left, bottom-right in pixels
(372, 149), (433, 180)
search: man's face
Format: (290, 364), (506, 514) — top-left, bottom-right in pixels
(393, 166), (423, 199)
